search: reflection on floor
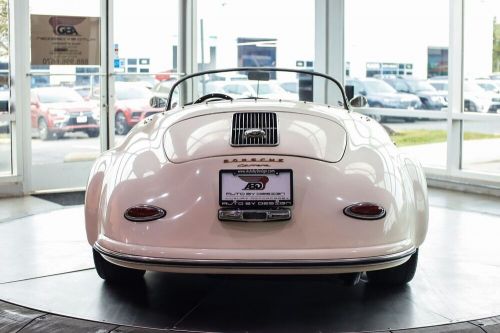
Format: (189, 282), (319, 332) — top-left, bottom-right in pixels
(0, 188), (499, 333)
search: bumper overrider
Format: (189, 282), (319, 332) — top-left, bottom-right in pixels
(93, 243), (416, 274)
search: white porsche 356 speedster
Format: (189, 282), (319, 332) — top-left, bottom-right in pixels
(85, 68), (428, 285)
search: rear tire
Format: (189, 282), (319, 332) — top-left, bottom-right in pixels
(93, 249), (145, 283)
(38, 118), (52, 141)
(464, 100), (477, 112)
(367, 249), (418, 286)
(86, 129), (100, 138)
(115, 112), (130, 135)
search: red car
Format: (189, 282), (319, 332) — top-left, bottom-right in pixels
(31, 87), (100, 140)
(114, 82), (163, 135)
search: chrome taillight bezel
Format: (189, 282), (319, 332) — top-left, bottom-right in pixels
(343, 202), (386, 220)
(124, 205), (166, 222)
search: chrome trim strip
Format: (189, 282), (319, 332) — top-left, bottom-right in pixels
(94, 243), (416, 268)
(218, 208), (292, 222)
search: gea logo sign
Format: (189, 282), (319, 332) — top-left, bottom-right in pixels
(55, 25), (78, 36)
(48, 16), (86, 36)
(239, 176), (269, 190)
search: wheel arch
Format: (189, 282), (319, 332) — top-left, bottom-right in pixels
(38, 115), (49, 126)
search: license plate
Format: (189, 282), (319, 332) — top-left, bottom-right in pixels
(219, 169), (293, 207)
(76, 116), (87, 123)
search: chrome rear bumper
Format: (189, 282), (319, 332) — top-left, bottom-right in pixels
(93, 243), (415, 273)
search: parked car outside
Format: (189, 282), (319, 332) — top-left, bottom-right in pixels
(279, 81), (299, 94)
(474, 78), (500, 94)
(30, 87), (99, 140)
(214, 80), (298, 100)
(151, 80), (176, 100)
(114, 82), (164, 135)
(115, 74), (157, 90)
(346, 78), (421, 122)
(0, 89), (9, 133)
(428, 78), (500, 113)
(489, 73), (500, 80)
(208, 72), (248, 82)
(382, 76), (447, 110)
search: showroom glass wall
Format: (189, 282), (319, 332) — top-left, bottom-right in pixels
(195, 0), (316, 105)
(0, 0), (10, 176)
(196, 0), (314, 78)
(345, 0), (450, 170)
(347, 0), (500, 190)
(112, 0), (178, 147)
(461, 0), (500, 176)
(1, 0), (500, 195)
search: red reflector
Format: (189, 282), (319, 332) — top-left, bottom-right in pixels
(124, 205), (166, 222)
(343, 202), (386, 220)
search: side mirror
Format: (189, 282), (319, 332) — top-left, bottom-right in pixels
(350, 95), (368, 108)
(150, 96), (166, 108)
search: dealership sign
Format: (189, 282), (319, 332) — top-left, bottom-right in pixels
(31, 15), (100, 66)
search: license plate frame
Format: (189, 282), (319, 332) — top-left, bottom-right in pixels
(219, 169), (293, 207)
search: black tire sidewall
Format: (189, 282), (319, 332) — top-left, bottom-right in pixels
(93, 249), (145, 282)
(367, 249), (419, 286)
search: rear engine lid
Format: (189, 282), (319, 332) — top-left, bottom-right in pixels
(164, 111), (347, 163)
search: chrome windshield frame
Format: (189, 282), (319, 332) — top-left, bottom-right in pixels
(166, 67), (349, 111)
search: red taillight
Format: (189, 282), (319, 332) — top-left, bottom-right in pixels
(343, 202), (386, 220)
(124, 205), (166, 222)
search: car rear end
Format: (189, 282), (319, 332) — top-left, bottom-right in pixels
(88, 103), (426, 275)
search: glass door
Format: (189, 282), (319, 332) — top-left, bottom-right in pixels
(29, 0), (104, 191)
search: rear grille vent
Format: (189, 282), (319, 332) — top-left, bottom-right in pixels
(231, 112), (279, 146)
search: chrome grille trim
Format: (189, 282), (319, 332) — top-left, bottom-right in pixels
(231, 112), (279, 146)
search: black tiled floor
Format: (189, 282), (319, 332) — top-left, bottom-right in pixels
(17, 314), (117, 333)
(0, 270), (221, 329)
(171, 276), (447, 332)
(0, 301), (45, 333)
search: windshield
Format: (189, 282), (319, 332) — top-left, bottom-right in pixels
(464, 82), (485, 93)
(37, 87), (84, 103)
(251, 82), (286, 95)
(362, 80), (397, 94)
(477, 82), (496, 91)
(406, 80), (436, 92)
(116, 84), (152, 100)
(166, 68), (347, 110)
